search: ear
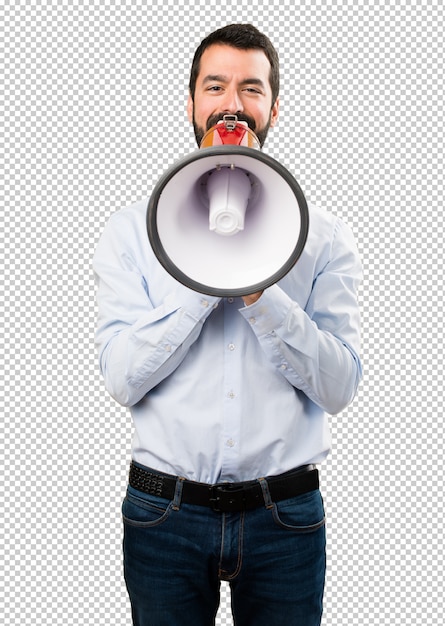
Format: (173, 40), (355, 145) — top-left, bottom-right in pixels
(187, 94), (194, 125)
(270, 97), (279, 128)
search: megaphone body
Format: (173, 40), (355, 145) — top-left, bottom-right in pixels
(147, 118), (309, 298)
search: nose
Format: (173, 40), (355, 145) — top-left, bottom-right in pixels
(222, 88), (243, 114)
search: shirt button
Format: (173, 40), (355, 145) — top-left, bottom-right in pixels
(280, 363), (287, 370)
(226, 438), (235, 448)
(249, 317), (256, 325)
(227, 391), (235, 399)
(201, 299), (209, 308)
(228, 343), (235, 351)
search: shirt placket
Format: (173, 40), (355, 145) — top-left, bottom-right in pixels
(220, 297), (243, 480)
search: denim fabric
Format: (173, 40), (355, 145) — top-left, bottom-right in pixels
(122, 475), (326, 626)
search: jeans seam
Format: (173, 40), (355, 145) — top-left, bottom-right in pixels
(219, 512), (245, 581)
(274, 515), (326, 533)
(271, 506), (326, 533)
(122, 504), (173, 528)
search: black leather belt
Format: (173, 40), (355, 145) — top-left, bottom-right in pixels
(129, 461), (319, 512)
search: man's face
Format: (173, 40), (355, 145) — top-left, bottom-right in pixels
(188, 44), (279, 148)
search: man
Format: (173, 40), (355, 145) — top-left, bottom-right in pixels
(93, 24), (362, 626)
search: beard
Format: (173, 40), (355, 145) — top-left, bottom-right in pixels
(192, 110), (272, 148)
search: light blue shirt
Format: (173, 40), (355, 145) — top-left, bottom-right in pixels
(93, 198), (362, 483)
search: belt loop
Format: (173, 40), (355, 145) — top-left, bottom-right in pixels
(258, 477), (274, 510)
(172, 476), (185, 511)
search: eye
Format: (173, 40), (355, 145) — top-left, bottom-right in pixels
(242, 86), (263, 95)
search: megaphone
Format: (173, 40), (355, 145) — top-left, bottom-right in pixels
(146, 115), (309, 297)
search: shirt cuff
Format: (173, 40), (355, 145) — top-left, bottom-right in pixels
(168, 283), (221, 322)
(238, 284), (295, 335)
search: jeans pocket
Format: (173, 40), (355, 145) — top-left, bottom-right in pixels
(272, 489), (326, 533)
(122, 486), (172, 528)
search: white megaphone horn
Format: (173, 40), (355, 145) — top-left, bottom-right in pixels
(146, 115), (309, 297)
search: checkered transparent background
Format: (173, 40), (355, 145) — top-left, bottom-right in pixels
(1, 1), (443, 624)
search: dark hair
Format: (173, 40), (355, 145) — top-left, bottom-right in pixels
(189, 24), (280, 105)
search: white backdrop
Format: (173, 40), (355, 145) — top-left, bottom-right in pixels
(1, 1), (443, 624)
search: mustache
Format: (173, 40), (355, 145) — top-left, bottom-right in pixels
(206, 112), (257, 132)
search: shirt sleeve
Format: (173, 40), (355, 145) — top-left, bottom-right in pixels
(239, 218), (363, 415)
(92, 212), (220, 407)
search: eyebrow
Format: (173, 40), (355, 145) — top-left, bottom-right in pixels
(202, 75), (266, 89)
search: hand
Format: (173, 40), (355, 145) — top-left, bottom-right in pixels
(242, 291), (263, 306)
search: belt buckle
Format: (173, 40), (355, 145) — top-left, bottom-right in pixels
(209, 483), (246, 512)
(209, 484), (225, 512)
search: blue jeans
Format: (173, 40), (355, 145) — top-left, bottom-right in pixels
(122, 468), (326, 625)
